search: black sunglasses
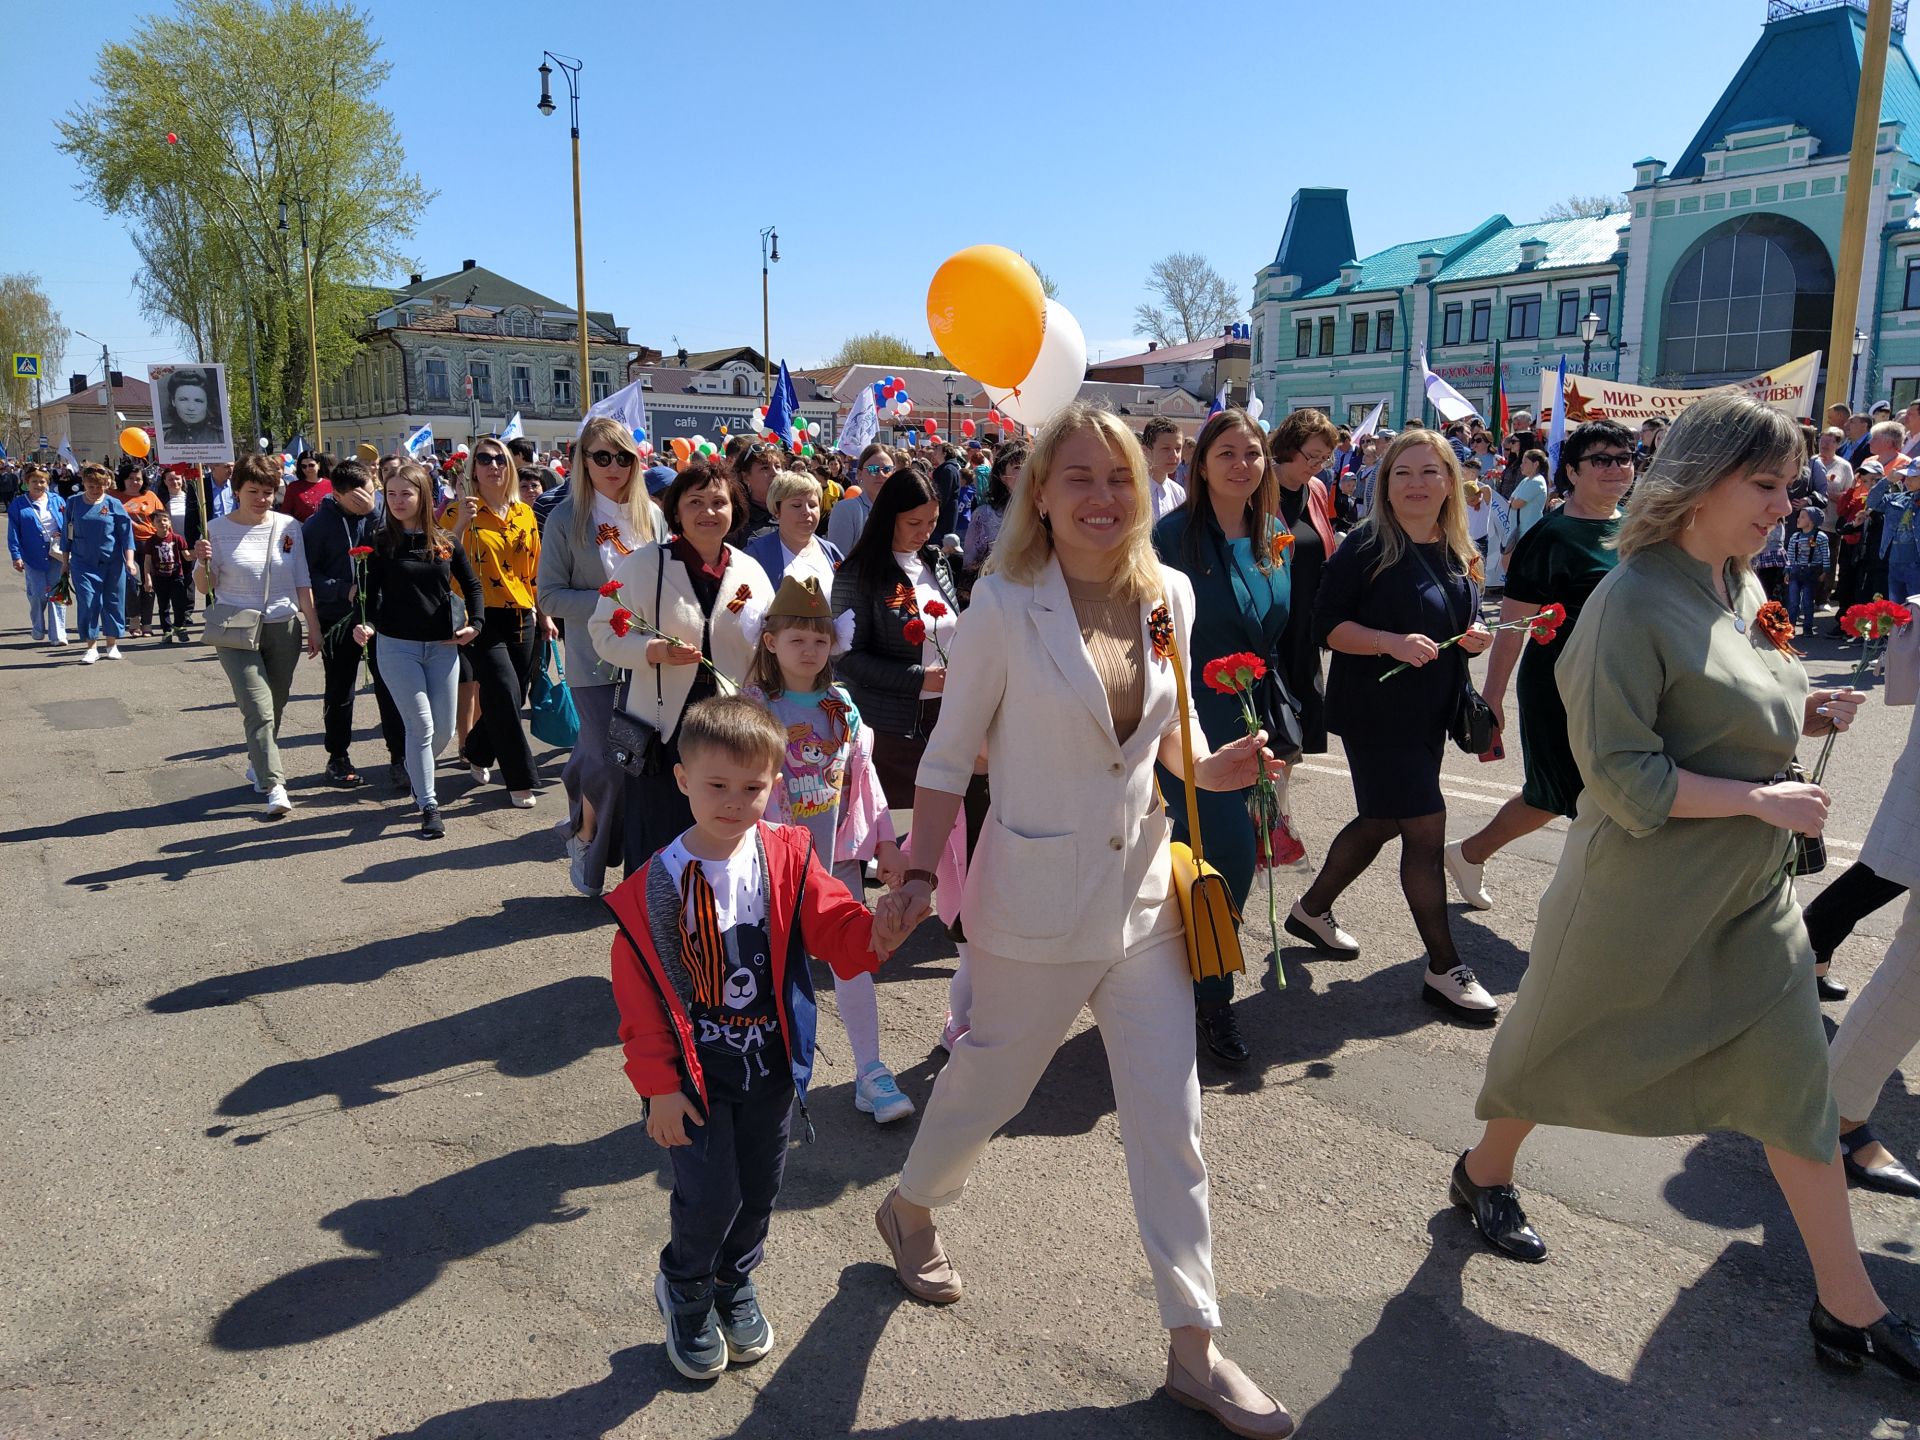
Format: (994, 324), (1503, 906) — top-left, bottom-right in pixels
(587, 449), (635, 470)
(474, 453), (508, 467)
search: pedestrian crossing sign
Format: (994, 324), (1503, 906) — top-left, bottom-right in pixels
(12, 353), (40, 378)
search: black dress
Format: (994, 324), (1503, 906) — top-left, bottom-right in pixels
(1313, 535), (1474, 819)
(1276, 484), (1329, 753)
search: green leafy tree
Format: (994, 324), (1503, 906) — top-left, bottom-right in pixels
(0, 274), (67, 457)
(58, 0), (433, 445)
(830, 332), (951, 369)
(1018, 253), (1061, 300)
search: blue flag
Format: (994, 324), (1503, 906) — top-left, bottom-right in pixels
(1546, 355), (1568, 482)
(765, 360), (802, 446)
(404, 423), (435, 459)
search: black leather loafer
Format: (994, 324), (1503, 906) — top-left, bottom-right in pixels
(1841, 1125), (1920, 1198)
(1197, 1004), (1250, 1066)
(1812, 1301), (1920, 1381)
(1450, 1152), (1547, 1263)
(1818, 971), (1850, 1002)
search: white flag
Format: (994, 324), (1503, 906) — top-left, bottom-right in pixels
(580, 376), (649, 439)
(500, 412), (523, 442)
(57, 437), (76, 467)
(1246, 388), (1265, 424)
(837, 386), (878, 458)
(1420, 348), (1480, 423)
(403, 423), (435, 458)
(1349, 400), (1386, 444)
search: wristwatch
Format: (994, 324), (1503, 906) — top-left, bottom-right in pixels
(903, 868), (939, 892)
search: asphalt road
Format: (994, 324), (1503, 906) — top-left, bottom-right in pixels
(1, 561), (1913, 1440)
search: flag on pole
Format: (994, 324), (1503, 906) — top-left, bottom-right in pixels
(1490, 341), (1508, 444)
(1207, 382), (1228, 417)
(837, 384), (878, 458)
(57, 437), (76, 467)
(1349, 401), (1386, 445)
(1546, 355), (1568, 481)
(403, 423), (435, 459)
(764, 361), (802, 446)
(580, 376), (649, 439)
(288, 435), (307, 459)
(1246, 387), (1265, 424)
(500, 412), (523, 442)
(1419, 348), (1480, 423)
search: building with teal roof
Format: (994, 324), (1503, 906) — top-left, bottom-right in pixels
(1251, 0), (1920, 429)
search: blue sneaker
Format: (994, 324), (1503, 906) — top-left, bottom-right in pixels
(654, 1272), (725, 1381)
(854, 1061), (916, 1124)
(714, 1279), (775, 1363)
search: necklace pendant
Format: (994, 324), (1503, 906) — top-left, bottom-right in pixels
(1734, 615), (1748, 634)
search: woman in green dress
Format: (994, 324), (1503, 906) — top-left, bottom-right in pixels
(1443, 419), (1636, 909)
(1446, 394), (1909, 1380)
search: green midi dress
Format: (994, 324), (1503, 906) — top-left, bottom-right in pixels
(1475, 542), (1837, 1164)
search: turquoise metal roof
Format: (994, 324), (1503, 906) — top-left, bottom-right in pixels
(1435, 213), (1629, 283)
(1298, 230), (1473, 298)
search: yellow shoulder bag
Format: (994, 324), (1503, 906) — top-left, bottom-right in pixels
(1166, 610), (1244, 982)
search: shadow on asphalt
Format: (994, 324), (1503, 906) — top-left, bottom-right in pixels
(62, 802), (400, 885)
(147, 894), (608, 1013)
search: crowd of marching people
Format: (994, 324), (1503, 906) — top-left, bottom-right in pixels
(10, 384), (1920, 1436)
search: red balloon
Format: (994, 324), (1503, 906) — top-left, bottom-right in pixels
(923, 419), (938, 435)
(960, 419), (976, 437)
(166, 132), (178, 145)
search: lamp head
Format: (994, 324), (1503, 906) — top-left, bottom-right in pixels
(1578, 311), (1600, 344)
(537, 61), (555, 116)
(1854, 329), (1868, 357)
(769, 228), (780, 263)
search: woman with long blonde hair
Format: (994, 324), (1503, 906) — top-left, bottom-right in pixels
(1294, 427), (1498, 1021)
(872, 402), (1296, 1437)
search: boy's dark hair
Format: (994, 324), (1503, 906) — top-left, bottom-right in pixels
(331, 459), (371, 492)
(506, 437), (535, 465)
(1141, 417), (1180, 450)
(678, 695), (786, 775)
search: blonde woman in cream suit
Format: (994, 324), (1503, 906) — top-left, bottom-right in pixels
(870, 403), (1296, 1439)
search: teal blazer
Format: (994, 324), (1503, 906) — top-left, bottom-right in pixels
(1152, 506), (1291, 748)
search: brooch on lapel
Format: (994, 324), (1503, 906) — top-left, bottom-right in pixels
(1148, 603), (1174, 663)
(886, 582), (918, 617)
(1270, 530), (1295, 565)
(725, 584), (753, 615)
(593, 522), (632, 557)
(281, 532), (295, 554)
(1754, 600), (1802, 657)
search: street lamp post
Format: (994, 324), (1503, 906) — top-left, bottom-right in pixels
(537, 53), (591, 420)
(1578, 310), (1601, 377)
(1852, 328), (1869, 412)
(943, 372), (955, 439)
(277, 196), (324, 450)
(760, 226), (779, 401)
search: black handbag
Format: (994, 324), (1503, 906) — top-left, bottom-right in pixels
(607, 546), (669, 778)
(1410, 542), (1496, 755)
(1786, 758), (1828, 876)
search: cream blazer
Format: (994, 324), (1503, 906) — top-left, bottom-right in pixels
(587, 542), (774, 737)
(919, 554), (1202, 964)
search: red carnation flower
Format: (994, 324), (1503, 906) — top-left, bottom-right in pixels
(902, 617), (927, 645)
(609, 607), (635, 637)
(923, 598), (949, 619)
(1842, 598), (1915, 640)
(1527, 601), (1568, 643)
(347, 545), (374, 559)
(1202, 651), (1266, 695)
(597, 578), (623, 598)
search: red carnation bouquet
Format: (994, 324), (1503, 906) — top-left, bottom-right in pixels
(326, 543), (379, 681)
(1203, 651), (1284, 976)
(1378, 602), (1566, 681)
(600, 576), (738, 696)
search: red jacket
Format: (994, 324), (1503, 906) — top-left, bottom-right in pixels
(605, 820), (878, 1115)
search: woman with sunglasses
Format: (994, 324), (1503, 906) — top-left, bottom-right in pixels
(447, 438), (550, 808)
(828, 443), (890, 557)
(537, 417), (668, 893)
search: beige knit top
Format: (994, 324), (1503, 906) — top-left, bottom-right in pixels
(1064, 575), (1145, 743)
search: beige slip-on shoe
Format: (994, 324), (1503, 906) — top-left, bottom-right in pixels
(874, 1187), (962, 1304)
(1164, 1346), (1296, 1439)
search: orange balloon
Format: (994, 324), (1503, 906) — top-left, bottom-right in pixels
(119, 426), (152, 458)
(843, 485), (862, 499)
(926, 244), (1045, 388)
(670, 436), (693, 460)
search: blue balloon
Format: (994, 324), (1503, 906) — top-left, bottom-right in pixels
(633, 426), (647, 442)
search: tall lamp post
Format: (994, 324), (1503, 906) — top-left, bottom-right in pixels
(1578, 310), (1601, 377)
(537, 53), (591, 420)
(1853, 328), (1869, 412)
(759, 226), (780, 401)
(943, 372), (955, 438)
(278, 196), (324, 450)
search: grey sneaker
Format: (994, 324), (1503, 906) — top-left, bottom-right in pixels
(654, 1272), (725, 1381)
(713, 1279), (774, 1363)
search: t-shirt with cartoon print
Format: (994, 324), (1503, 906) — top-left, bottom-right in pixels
(658, 833), (785, 1095)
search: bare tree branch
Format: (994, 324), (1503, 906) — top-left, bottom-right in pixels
(1135, 252), (1243, 346)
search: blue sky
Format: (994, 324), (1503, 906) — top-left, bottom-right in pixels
(8, 0), (1808, 384)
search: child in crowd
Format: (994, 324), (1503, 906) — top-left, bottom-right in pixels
(604, 695), (891, 1383)
(145, 510), (193, 642)
(743, 575), (912, 1124)
(1785, 505), (1832, 635)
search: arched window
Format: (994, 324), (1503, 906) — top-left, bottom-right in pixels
(1660, 214), (1833, 380)
(733, 374), (746, 396)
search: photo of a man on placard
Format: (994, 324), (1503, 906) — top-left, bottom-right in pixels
(149, 363), (235, 465)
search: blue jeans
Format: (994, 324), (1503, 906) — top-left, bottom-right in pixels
(1890, 559), (1920, 607)
(1786, 570), (1819, 631)
(23, 562), (67, 643)
(375, 635), (459, 808)
(71, 563), (126, 641)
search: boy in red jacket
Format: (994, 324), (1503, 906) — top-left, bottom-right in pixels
(605, 695), (893, 1381)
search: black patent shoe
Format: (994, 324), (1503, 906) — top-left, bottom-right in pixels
(1841, 1124), (1920, 1198)
(1818, 970), (1851, 1002)
(1449, 1151), (1547, 1263)
(1811, 1301), (1920, 1381)
(1196, 1004), (1249, 1066)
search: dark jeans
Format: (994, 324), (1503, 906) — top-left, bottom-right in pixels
(318, 605), (406, 766)
(153, 574), (193, 631)
(461, 605), (538, 790)
(658, 1071), (793, 1289)
(131, 583), (156, 629)
(1805, 861), (1908, 965)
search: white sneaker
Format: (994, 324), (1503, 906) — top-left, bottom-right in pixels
(509, 791), (537, 809)
(565, 832), (588, 864)
(1423, 964), (1499, 1021)
(469, 763), (492, 785)
(103, 643), (124, 660)
(1283, 900), (1361, 956)
(1444, 841), (1494, 910)
(854, 1062), (916, 1123)
(569, 849), (602, 897)
(263, 785), (294, 817)
(937, 1015), (970, 1054)
(80, 644), (99, 665)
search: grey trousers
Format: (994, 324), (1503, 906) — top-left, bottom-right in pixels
(215, 618), (303, 791)
(561, 683), (625, 886)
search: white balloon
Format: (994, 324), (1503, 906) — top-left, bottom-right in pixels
(984, 299), (1087, 431)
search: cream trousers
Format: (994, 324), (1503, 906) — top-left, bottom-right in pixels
(897, 931), (1220, 1330)
(1830, 895), (1920, 1122)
